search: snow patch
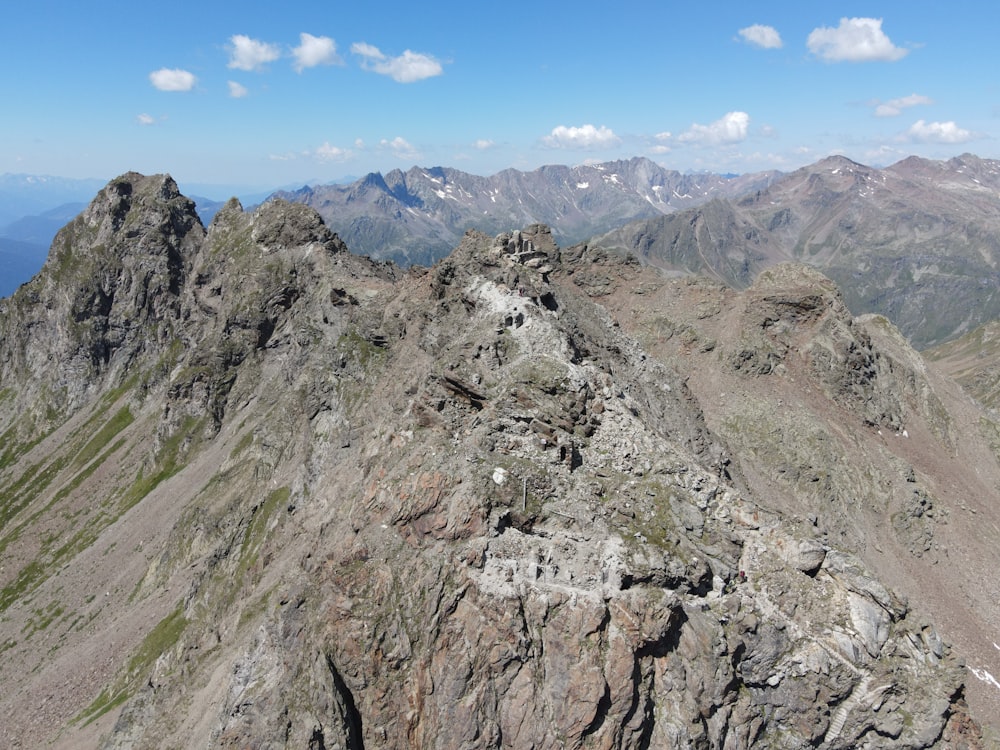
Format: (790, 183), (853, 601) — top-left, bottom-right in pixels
(576, 182), (590, 189)
(968, 665), (1000, 693)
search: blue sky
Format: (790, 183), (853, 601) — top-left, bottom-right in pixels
(1, 1), (997, 192)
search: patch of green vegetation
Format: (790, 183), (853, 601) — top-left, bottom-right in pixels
(230, 429), (255, 459)
(0, 559), (44, 611)
(0, 451), (69, 550)
(126, 604), (187, 677)
(238, 486), (290, 576)
(75, 602), (188, 727)
(21, 600), (65, 639)
(75, 684), (132, 728)
(1, 415), (201, 615)
(71, 406), (133, 470)
(119, 415), (204, 516)
(0, 414), (50, 472)
(337, 329), (387, 370)
(0, 388), (12, 404)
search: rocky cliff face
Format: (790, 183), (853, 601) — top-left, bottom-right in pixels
(0, 175), (994, 749)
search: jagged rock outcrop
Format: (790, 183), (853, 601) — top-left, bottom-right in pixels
(0, 175), (993, 749)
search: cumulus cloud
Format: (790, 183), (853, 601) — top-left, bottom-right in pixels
(136, 113), (155, 126)
(351, 42), (443, 83)
(228, 81), (249, 98)
(228, 35), (281, 71)
(474, 139), (496, 150)
(905, 120), (974, 144)
(738, 24), (782, 49)
(678, 111), (750, 145)
(380, 136), (420, 159)
(874, 93), (932, 117)
(314, 142), (352, 162)
(293, 33), (342, 72)
(149, 68), (196, 92)
(542, 124), (621, 149)
(807, 18), (907, 62)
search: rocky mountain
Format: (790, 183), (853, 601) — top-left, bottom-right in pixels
(924, 321), (1000, 411)
(595, 153), (1000, 349)
(274, 157), (779, 266)
(0, 173), (997, 748)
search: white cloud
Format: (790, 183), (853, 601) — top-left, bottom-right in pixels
(314, 142), (352, 162)
(678, 111), (750, 145)
(904, 120), (974, 144)
(228, 35), (281, 72)
(874, 93), (932, 117)
(380, 136), (419, 159)
(807, 18), (907, 62)
(293, 33), (342, 72)
(738, 24), (782, 49)
(351, 42), (443, 83)
(474, 139), (495, 150)
(136, 113), (155, 126)
(649, 145), (671, 155)
(542, 124), (621, 149)
(228, 81), (249, 98)
(351, 42), (381, 59)
(149, 68), (196, 92)
(354, 138), (366, 149)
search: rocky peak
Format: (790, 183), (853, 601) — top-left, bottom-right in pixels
(0, 173), (204, 414)
(0, 179), (991, 748)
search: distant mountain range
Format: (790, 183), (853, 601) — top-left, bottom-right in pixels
(594, 153), (1000, 349)
(5, 155), (1000, 350)
(275, 157), (780, 265)
(0, 173), (105, 228)
(0, 161), (775, 292)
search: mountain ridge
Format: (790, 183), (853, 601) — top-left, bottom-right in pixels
(595, 153), (1000, 349)
(0, 173), (997, 748)
(273, 156), (780, 266)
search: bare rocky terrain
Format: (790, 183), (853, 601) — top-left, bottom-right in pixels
(275, 157), (779, 266)
(596, 153), (1000, 349)
(0, 174), (998, 748)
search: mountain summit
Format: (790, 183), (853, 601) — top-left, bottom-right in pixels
(0, 174), (994, 748)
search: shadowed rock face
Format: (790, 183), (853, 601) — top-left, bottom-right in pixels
(0, 177), (991, 749)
